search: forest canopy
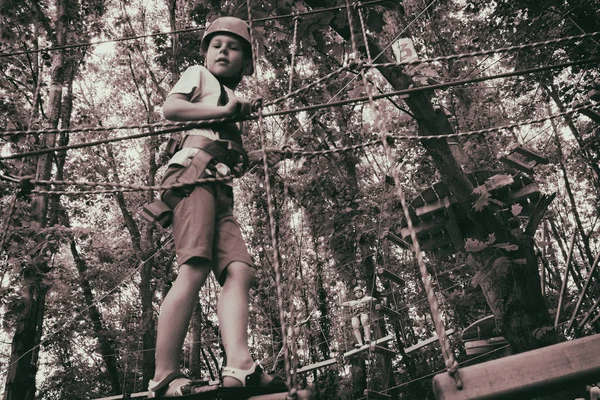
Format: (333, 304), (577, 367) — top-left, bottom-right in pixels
(0, 0), (599, 399)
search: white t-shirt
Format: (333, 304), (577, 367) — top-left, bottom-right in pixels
(167, 65), (235, 141)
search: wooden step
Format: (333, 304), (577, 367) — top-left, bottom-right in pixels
(512, 146), (549, 164)
(376, 267), (406, 287)
(375, 304), (403, 320)
(499, 154), (534, 175)
(370, 343), (396, 357)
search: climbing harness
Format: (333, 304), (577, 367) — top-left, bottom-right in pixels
(140, 135), (248, 228)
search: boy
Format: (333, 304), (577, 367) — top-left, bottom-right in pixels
(342, 286), (375, 348)
(147, 16), (287, 398)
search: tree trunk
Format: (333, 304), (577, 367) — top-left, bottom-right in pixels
(4, 0), (69, 397)
(70, 241), (122, 394)
(303, 0), (557, 352)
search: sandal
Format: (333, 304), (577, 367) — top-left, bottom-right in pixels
(219, 362), (288, 399)
(148, 371), (219, 398)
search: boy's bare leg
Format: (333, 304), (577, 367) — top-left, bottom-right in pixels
(360, 313), (371, 343)
(351, 316), (363, 345)
(218, 261), (274, 387)
(154, 259), (211, 383)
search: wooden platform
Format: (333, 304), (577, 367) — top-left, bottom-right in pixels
(94, 389), (312, 400)
(432, 334), (600, 400)
(390, 170), (541, 255)
(295, 330), (455, 375)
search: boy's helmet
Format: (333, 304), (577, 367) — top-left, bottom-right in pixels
(353, 286), (363, 293)
(201, 16), (254, 75)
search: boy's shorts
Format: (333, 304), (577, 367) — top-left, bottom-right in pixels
(162, 167), (254, 285)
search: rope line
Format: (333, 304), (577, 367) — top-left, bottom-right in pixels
(0, 1), (389, 59)
(352, 0), (462, 389)
(2, 42), (598, 139)
(2, 101), (596, 196)
(368, 30), (600, 69)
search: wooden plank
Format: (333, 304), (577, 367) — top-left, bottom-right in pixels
(376, 304), (403, 320)
(399, 215), (448, 239)
(505, 183), (540, 204)
(405, 329), (455, 353)
(363, 389), (392, 399)
(370, 344), (396, 357)
(376, 267), (406, 287)
(512, 146), (549, 164)
(464, 337), (509, 356)
(499, 155), (534, 175)
(344, 335), (394, 358)
(432, 334), (600, 400)
(386, 231), (410, 249)
(94, 389), (312, 400)
(296, 335), (394, 374)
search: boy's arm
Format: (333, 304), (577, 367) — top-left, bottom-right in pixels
(247, 148), (283, 167)
(162, 93), (249, 121)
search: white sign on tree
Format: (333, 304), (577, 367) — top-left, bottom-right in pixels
(392, 37), (418, 62)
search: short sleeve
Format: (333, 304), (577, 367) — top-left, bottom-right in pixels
(168, 66), (204, 97)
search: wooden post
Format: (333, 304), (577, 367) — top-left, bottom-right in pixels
(555, 233), (577, 327)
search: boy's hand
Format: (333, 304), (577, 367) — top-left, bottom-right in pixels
(248, 148), (284, 167)
(225, 97), (252, 117)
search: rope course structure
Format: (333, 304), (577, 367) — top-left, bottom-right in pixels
(2, 1), (600, 400)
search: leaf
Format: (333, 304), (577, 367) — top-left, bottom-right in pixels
(513, 258), (527, 265)
(511, 204), (523, 217)
(472, 185), (490, 211)
(493, 243), (518, 252)
(465, 238), (487, 252)
(485, 233), (497, 245)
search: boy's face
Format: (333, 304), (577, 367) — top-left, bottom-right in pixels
(205, 34), (247, 78)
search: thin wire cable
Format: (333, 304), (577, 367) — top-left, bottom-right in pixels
(0, 1), (389, 59)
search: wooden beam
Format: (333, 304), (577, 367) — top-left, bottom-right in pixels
(405, 329), (455, 353)
(376, 267), (406, 287)
(432, 334), (600, 400)
(296, 335), (394, 373)
(344, 335), (394, 358)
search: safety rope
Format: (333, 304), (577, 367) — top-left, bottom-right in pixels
(2, 100), (597, 196)
(351, 0), (462, 390)
(246, 1), (296, 396)
(0, 1), (389, 59)
(368, 30), (600, 69)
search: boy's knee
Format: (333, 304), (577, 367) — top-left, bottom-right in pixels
(223, 261), (255, 284)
